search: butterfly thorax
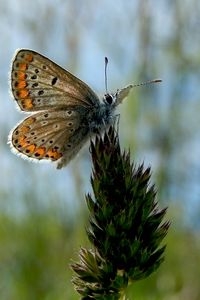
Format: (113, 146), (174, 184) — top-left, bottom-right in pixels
(86, 93), (116, 133)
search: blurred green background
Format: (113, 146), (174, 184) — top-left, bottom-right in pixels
(1, 0), (200, 299)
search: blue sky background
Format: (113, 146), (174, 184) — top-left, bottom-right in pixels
(1, 0), (200, 227)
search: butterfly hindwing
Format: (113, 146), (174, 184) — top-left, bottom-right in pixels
(9, 109), (88, 165)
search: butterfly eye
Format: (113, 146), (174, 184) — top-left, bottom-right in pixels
(104, 94), (113, 105)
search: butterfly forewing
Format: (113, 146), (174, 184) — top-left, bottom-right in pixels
(11, 49), (100, 112)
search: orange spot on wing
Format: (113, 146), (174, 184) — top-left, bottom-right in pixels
(21, 98), (34, 110)
(25, 144), (36, 154)
(17, 136), (30, 148)
(17, 71), (26, 80)
(18, 88), (29, 99)
(24, 117), (35, 126)
(24, 53), (34, 62)
(17, 80), (27, 89)
(46, 149), (62, 160)
(18, 63), (28, 71)
(19, 126), (30, 134)
(35, 147), (46, 157)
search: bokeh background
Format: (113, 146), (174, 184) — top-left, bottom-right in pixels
(1, 0), (200, 299)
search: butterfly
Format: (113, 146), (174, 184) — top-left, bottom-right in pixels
(8, 49), (161, 169)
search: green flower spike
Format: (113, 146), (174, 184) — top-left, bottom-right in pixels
(71, 126), (170, 300)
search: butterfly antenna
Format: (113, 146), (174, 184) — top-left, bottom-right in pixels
(105, 57), (109, 94)
(131, 78), (162, 88)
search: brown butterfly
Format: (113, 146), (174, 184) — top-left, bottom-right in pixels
(8, 49), (161, 169)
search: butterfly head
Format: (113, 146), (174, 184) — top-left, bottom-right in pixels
(103, 85), (133, 109)
(96, 87), (132, 128)
(103, 93), (115, 106)
(103, 57), (133, 108)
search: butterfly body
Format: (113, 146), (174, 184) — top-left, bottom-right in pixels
(9, 49), (133, 169)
